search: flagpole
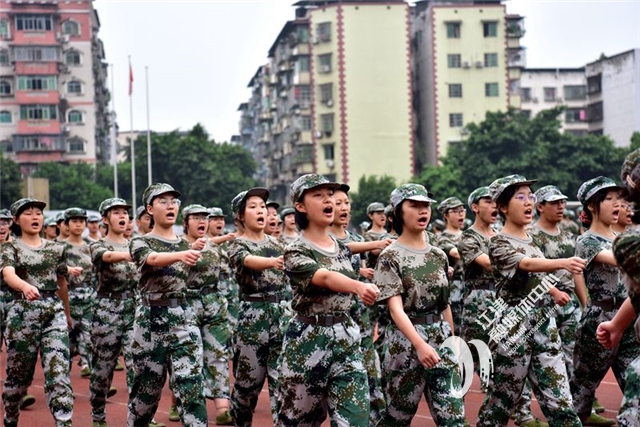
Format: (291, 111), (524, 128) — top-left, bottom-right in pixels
(110, 63), (118, 197)
(129, 55), (137, 215)
(145, 65), (152, 185)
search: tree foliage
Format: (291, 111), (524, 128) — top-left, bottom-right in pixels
(0, 156), (23, 209)
(349, 175), (397, 226)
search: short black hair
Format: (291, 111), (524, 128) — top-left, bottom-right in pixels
(582, 187), (615, 227)
(293, 193), (310, 230)
(392, 202), (405, 235)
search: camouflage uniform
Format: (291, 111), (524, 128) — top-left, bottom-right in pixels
(278, 234), (370, 427)
(436, 230), (464, 333)
(1, 236), (74, 427)
(89, 236), (137, 422)
(363, 230), (385, 269)
(218, 243), (239, 335)
(228, 235), (291, 426)
(128, 234), (207, 427)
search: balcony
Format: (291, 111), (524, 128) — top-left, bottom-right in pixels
(507, 49), (526, 68)
(13, 134), (65, 153)
(291, 145), (314, 166)
(15, 90), (60, 104)
(15, 62), (59, 75)
(17, 119), (61, 135)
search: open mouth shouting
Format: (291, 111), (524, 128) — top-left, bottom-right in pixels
(417, 216), (429, 227)
(524, 208), (533, 221)
(256, 216), (265, 226)
(612, 209), (620, 222)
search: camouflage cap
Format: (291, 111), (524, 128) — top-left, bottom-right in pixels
(88, 214), (102, 222)
(489, 174), (538, 202)
(433, 218), (446, 229)
(621, 148), (640, 197)
(467, 186), (491, 208)
(613, 228), (640, 285)
(231, 187), (269, 216)
(64, 207), (87, 221)
(55, 212), (65, 223)
(44, 217), (57, 227)
(181, 204), (210, 218)
(437, 197), (464, 215)
(266, 200), (280, 210)
(359, 221), (370, 229)
(136, 206), (148, 219)
(289, 174), (340, 204)
(208, 207), (226, 218)
(389, 183), (436, 209)
(280, 207), (295, 218)
(142, 183), (181, 207)
(99, 198), (132, 216)
(0, 208), (11, 219)
(367, 202), (386, 214)
(535, 185), (568, 203)
(384, 204), (393, 217)
(577, 176), (623, 206)
(10, 198), (47, 217)
(563, 209), (576, 220)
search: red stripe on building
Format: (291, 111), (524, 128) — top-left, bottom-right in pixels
(337, 4), (349, 184)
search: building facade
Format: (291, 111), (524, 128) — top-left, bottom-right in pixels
(585, 49), (640, 147)
(0, 0), (110, 175)
(411, 0), (525, 166)
(519, 68), (588, 135)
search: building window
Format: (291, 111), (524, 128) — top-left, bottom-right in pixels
(68, 138), (85, 153)
(449, 113), (463, 127)
(62, 20), (79, 36)
(316, 22), (331, 42)
(0, 49), (8, 65)
(447, 54), (461, 68)
(0, 20), (9, 38)
(323, 144), (335, 160)
(565, 108), (585, 123)
(14, 46), (58, 62)
(543, 87), (556, 102)
(68, 110), (83, 123)
(65, 50), (81, 65)
(484, 53), (498, 67)
(483, 21), (498, 37)
(0, 80), (12, 96)
(520, 87), (531, 102)
(15, 14), (53, 31)
(67, 80), (82, 94)
(564, 85), (587, 101)
(448, 84), (462, 98)
(485, 82), (499, 97)
(19, 105), (57, 120)
(301, 116), (312, 131)
(320, 83), (333, 103)
(587, 74), (601, 95)
(318, 54), (332, 73)
(0, 110), (11, 123)
(0, 140), (12, 153)
(298, 56), (310, 72)
(17, 75), (56, 91)
(586, 101), (603, 122)
(321, 113), (334, 133)
(297, 26), (309, 43)
(294, 85), (311, 103)
(446, 22), (460, 39)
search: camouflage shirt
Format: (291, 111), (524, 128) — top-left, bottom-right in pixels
(284, 234), (356, 316)
(437, 230), (464, 280)
(575, 230), (627, 301)
(184, 239), (221, 290)
(91, 238), (138, 293)
(65, 241), (93, 287)
(375, 240), (450, 317)
(530, 225), (576, 292)
(331, 230), (363, 273)
(559, 220), (580, 237)
(364, 230), (386, 268)
(1, 238), (67, 292)
(458, 227), (496, 287)
(216, 241), (233, 281)
(228, 235), (290, 298)
(279, 234), (298, 246)
(129, 235), (191, 294)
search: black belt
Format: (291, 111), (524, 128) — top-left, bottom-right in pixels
(199, 286), (218, 296)
(13, 290), (58, 300)
(410, 313), (442, 325)
(243, 294), (281, 303)
(69, 282), (91, 289)
(141, 297), (185, 308)
(591, 296), (624, 311)
(97, 291), (136, 300)
(506, 298), (548, 308)
(470, 281), (495, 291)
(296, 313), (348, 326)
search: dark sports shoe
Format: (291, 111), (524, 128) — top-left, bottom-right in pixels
(19, 394), (36, 410)
(107, 387), (117, 398)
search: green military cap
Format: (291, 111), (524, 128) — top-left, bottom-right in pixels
(577, 176), (623, 206)
(64, 207), (87, 221)
(535, 185), (568, 203)
(142, 183), (181, 207)
(384, 204), (393, 217)
(280, 207), (295, 218)
(11, 198), (47, 217)
(88, 214), (102, 222)
(289, 174), (340, 204)
(613, 228), (640, 286)
(231, 187), (269, 216)
(390, 183), (436, 209)
(563, 209), (576, 220)
(467, 186), (491, 208)
(136, 206), (147, 219)
(437, 197), (464, 215)
(360, 220), (370, 229)
(0, 208), (12, 219)
(621, 148), (640, 196)
(367, 202), (386, 214)
(44, 217), (57, 227)
(489, 174), (537, 202)
(208, 207), (226, 218)
(182, 204), (209, 218)
(55, 212), (65, 223)
(266, 200), (280, 210)
(99, 198), (132, 216)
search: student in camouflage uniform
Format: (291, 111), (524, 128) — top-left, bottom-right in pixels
(56, 212), (70, 241)
(559, 210), (581, 237)
(128, 183), (207, 427)
(265, 199), (280, 236)
(612, 195), (635, 234)
(135, 205), (153, 235)
(89, 197), (136, 427)
(570, 177), (639, 426)
(476, 175), (585, 427)
(364, 202), (387, 268)
(87, 214), (102, 242)
(44, 216), (59, 240)
(63, 207), (94, 377)
(280, 207), (299, 244)
(1, 198), (74, 427)
(277, 174), (379, 427)
(0, 208), (13, 346)
(181, 204), (233, 425)
(228, 188), (292, 426)
(436, 197), (466, 333)
(373, 183), (465, 426)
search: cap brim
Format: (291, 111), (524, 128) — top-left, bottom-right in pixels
(336, 184), (350, 194)
(509, 179), (538, 189)
(542, 195), (568, 202)
(148, 190), (181, 205)
(19, 201), (47, 215)
(246, 187), (270, 202)
(266, 202), (280, 210)
(407, 195), (438, 204)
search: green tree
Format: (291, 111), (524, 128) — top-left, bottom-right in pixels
(0, 156), (22, 209)
(350, 175), (397, 226)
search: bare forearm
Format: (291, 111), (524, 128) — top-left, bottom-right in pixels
(2, 268), (30, 293)
(610, 298), (636, 330)
(102, 251), (130, 263)
(311, 269), (362, 294)
(347, 241), (381, 254)
(518, 257), (565, 273)
(146, 252), (184, 267)
(474, 253), (492, 270)
(243, 255), (276, 271)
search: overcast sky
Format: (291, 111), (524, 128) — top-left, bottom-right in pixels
(96, 0), (640, 143)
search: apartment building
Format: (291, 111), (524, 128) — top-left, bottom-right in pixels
(239, 0), (414, 201)
(0, 0), (110, 175)
(585, 49), (640, 147)
(519, 68), (588, 135)
(411, 0), (525, 166)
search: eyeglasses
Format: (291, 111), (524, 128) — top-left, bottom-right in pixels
(189, 215), (208, 222)
(450, 208), (466, 214)
(0, 220), (10, 227)
(155, 198), (181, 207)
(513, 194), (537, 204)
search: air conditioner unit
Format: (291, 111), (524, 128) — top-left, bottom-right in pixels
(325, 159), (335, 169)
(462, 61), (471, 69)
(475, 61), (483, 69)
(314, 130), (323, 138)
(321, 64), (331, 73)
(63, 125), (70, 133)
(312, 37), (319, 45)
(325, 99), (333, 107)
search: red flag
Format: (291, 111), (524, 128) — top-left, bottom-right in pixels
(129, 62), (134, 95)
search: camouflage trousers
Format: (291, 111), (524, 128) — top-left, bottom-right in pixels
(276, 316), (370, 427)
(450, 279), (464, 333)
(69, 286), (95, 368)
(618, 354), (640, 426)
(90, 295), (136, 421)
(570, 304), (640, 416)
(0, 287), (12, 347)
(188, 290), (230, 400)
(231, 299), (290, 426)
(377, 320), (465, 427)
(127, 302), (207, 427)
(219, 277), (239, 355)
(3, 297), (74, 427)
(477, 308), (581, 427)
